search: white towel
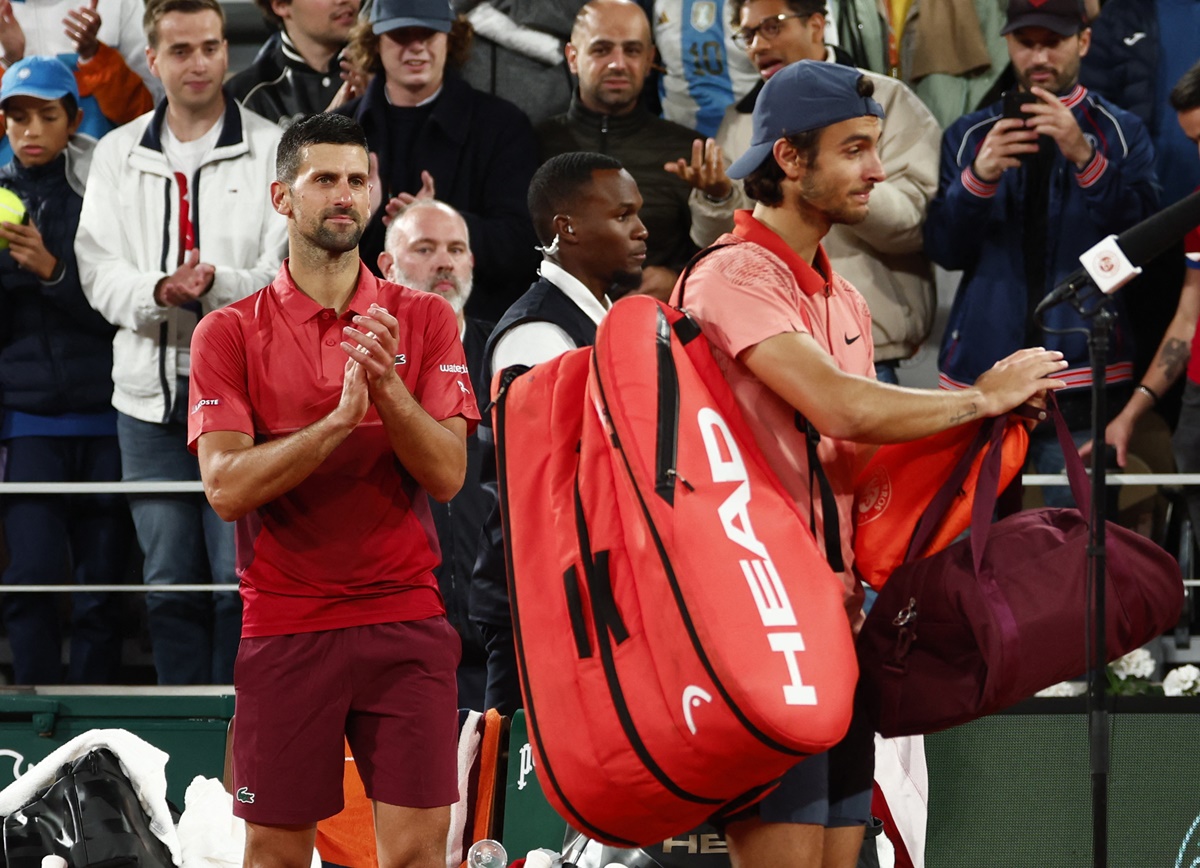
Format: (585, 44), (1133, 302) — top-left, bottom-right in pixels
(0, 727), (182, 865)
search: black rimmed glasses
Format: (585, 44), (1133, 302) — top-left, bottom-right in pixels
(731, 13), (806, 47)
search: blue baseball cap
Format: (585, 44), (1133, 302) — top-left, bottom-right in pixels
(370, 0), (452, 35)
(0, 56), (79, 107)
(727, 60), (886, 180)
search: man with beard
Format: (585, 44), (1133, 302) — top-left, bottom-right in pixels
(471, 150), (648, 714)
(677, 59), (1067, 868)
(538, 0), (735, 301)
(925, 0), (1156, 505)
(378, 199), (490, 710)
(188, 112), (478, 868)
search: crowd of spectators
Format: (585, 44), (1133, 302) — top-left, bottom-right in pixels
(0, 0), (1197, 692)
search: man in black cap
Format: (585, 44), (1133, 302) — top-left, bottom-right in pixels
(675, 59), (1067, 868)
(924, 0), (1157, 506)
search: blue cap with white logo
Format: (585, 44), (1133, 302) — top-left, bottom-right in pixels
(0, 56), (78, 107)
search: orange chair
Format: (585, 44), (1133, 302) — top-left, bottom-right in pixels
(315, 709), (509, 867)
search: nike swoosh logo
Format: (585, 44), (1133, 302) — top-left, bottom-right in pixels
(1123, 32), (1146, 46)
(844, 334), (861, 345)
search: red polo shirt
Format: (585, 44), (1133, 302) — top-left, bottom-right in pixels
(187, 262), (480, 638)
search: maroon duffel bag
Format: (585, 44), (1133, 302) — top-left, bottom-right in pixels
(857, 399), (1184, 737)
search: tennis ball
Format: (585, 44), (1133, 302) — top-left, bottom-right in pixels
(0, 187), (26, 250)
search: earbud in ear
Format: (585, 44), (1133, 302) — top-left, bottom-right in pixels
(566, 226), (575, 234)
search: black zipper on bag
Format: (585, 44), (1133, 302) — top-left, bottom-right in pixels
(655, 306), (682, 505)
(572, 475), (719, 807)
(562, 565), (593, 659)
(494, 363), (631, 846)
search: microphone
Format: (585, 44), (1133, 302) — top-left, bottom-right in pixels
(1035, 188), (1200, 315)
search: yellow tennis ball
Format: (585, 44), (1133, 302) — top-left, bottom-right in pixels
(0, 187), (26, 250)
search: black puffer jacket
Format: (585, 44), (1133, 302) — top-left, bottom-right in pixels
(1080, 0), (1159, 136)
(0, 146), (116, 415)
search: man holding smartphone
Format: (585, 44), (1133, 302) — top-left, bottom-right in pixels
(924, 0), (1157, 505)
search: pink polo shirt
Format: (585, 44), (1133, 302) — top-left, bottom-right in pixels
(676, 211), (875, 627)
(187, 261), (480, 638)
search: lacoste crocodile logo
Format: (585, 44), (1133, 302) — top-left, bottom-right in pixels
(236, 787), (255, 804)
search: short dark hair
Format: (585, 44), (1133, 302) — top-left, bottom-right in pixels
(729, 0), (827, 28)
(527, 152), (625, 245)
(144, 0), (226, 47)
(276, 113), (369, 184)
(60, 93), (79, 123)
(742, 74), (874, 205)
(1, 93), (79, 124)
(1170, 59), (1200, 113)
(253, 0), (283, 30)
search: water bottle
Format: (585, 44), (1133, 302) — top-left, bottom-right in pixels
(466, 838), (508, 867)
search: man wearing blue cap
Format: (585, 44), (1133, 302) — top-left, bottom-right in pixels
(0, 55), (132, 685)
(673, 59), (1068, 867)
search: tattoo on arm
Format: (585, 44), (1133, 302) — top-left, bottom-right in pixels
(950, 402), (979, 425)
(1158, 338), (1190, 383)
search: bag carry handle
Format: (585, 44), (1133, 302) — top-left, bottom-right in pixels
(903, 418), (999, 564)
(968, 394), (1088, 576)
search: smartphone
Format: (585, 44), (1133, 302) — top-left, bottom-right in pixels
(1002, 89), (1038, 120)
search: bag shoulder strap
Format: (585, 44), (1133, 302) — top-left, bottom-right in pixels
(676, 241), (841, 571)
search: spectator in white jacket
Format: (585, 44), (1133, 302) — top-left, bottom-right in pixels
(76, 0), (287, 685)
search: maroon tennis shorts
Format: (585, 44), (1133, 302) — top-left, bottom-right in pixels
(230, 617), (461, 825)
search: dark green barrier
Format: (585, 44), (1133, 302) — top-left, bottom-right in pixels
(0, 688), (235, 807)
(924, 696), (1200, 866)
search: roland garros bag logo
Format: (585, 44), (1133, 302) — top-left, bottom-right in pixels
(856, 465), (892, 525)
(697, 407), (817, 707)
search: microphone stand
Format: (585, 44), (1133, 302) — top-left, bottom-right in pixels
(1037, 282), (1112, 868)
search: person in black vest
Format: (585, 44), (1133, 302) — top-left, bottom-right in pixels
(471, 150), (648, 714)
(378, 197), (492, 710)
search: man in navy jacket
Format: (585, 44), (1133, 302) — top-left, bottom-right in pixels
(925, 0), (1157, 502)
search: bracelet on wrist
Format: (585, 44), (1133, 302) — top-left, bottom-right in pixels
(1136, 383), (1160, 405)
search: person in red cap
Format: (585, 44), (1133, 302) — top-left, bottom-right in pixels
(675, 58), (1069, 868)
